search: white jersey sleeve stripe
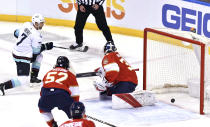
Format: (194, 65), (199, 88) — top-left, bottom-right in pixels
(104, 63), (119, 73)
(69, 86), (80, 96)
(41, 112), (53, 121)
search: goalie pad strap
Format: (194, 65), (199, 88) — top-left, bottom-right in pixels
(115, 93), (142, 108)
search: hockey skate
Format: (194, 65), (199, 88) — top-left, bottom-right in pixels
(0, 83), (5, 96)
(30, 69), (41, 83)
(30, 77), (41, 83)
(69, 43), (88, 52)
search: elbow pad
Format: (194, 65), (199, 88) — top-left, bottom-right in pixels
(14, 29), (19, 38)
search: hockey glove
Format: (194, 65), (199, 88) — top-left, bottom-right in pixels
(41, 42), (53, 52)
(93, 78), (112, 92)
(95, 67), (105, 78)
(0, 83), (5, 96)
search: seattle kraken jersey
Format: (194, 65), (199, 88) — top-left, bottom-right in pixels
(13, 22), (42, 63)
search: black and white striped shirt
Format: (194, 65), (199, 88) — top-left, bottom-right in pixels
(77, 0), (105, 6)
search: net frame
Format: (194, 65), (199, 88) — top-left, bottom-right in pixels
(143, 28), (206, 114)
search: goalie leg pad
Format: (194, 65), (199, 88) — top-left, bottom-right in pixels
(112, 90), (156, 109)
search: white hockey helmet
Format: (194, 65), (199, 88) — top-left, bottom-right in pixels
(31, 13), (45, 25)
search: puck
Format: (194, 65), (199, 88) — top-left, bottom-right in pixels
(171, 98), (175, 103)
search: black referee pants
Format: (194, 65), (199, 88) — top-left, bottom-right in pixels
(74, 5), (113, 45)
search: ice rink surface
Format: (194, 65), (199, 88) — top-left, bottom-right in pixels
(0, 21), (210, 127)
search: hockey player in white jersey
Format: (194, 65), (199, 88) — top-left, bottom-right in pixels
(0, 13), (53, 95)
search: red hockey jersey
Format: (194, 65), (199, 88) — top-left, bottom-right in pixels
(42, 67), (79, 101)
(102, 52), (138, 85)
(59, 119), (95, 127)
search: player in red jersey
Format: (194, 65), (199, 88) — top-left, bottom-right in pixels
(94, 41), (138, 99)
(59, 101), (95, 127)
(38, 56), (80, 127)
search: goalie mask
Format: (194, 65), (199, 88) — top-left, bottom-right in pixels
(104, 41), (117, 54)
(70, 102), (85, 119)
(55, 56), (70, 69)
(32, 13), (45, 30)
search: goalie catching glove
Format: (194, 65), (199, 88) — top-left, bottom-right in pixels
(93, 81), (106, 92)
(93, 77), (112, 92)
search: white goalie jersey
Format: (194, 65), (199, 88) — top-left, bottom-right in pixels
(13, 22), (42, 63)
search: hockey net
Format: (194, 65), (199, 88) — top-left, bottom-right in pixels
(143, 28), (210, 115)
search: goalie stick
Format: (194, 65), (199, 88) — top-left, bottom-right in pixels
(76, 68), (139, 78)
(86, 115), (117, 127)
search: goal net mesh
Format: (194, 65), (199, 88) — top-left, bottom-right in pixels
(143, 28), (210, 114)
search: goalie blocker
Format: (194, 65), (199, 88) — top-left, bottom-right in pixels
(112, 90), (156, 109)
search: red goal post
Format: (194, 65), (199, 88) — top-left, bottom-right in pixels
(143, 28), (206, 114)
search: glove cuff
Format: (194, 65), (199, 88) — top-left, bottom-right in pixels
(41, 44), (46, 52)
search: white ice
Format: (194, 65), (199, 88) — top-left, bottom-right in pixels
(0, 21), (210, 127)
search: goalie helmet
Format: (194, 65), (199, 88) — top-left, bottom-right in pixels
(70, 102), (85, 119)
(104, 41), (117, 54)
(32, 13), (45, 25)
(55, 56), (70, 69)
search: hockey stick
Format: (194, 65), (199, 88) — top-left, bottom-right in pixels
(53, 45), (69, 49)
(76, 68), (139, 78)
(86, 115), (117, 127)
(76, 72), (97, 78)
(53, 45), (88, 52)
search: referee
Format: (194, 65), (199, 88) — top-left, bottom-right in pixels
(70, 0), (114, 52)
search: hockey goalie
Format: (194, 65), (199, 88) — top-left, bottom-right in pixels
(93, 41), (156, 109)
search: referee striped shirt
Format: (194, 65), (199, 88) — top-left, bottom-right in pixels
(77, 0), (105, 6)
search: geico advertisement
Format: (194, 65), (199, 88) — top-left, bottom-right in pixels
(0, 0), (210, 38)
(162, 2), (210, 38)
